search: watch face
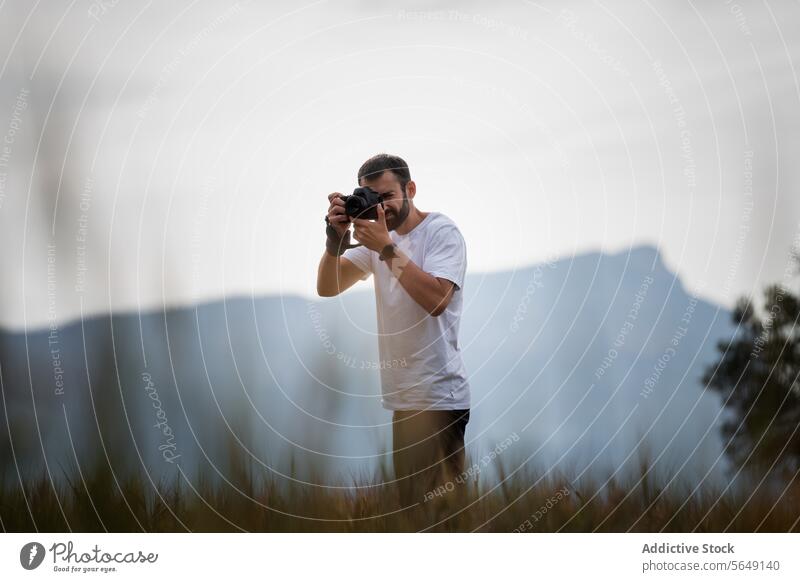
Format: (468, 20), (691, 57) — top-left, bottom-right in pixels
(381, 244), (396, 260)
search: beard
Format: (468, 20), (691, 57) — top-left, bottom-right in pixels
(385, 194), (410, 231)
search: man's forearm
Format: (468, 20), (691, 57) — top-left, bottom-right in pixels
(317, 250), (341, 296)
(385, 251), (450, 315)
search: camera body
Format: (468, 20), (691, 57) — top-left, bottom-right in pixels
(342, 187), (382, 220)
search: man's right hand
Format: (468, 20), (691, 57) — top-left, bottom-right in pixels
(327, 192), (351, 238)
(319, 192), (369, 296)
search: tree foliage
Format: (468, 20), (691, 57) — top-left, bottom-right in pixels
(703, 269), (800, 479)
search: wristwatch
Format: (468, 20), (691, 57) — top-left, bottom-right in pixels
(378, 243), (398, 261)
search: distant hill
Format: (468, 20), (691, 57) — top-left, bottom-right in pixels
(0, 245), (735, 490)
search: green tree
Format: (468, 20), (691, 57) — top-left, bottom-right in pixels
(703, 256), (800, 480)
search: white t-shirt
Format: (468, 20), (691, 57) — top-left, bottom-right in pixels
(343, 212), (471, 411)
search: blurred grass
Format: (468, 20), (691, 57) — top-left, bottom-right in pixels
(2, 449), (798, 532)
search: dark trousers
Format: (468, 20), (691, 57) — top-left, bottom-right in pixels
(391, 409), (470, 506)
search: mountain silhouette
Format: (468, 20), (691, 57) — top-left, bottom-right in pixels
(0, 245), (734, 490)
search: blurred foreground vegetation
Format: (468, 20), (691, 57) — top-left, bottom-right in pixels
(2, 451), (797, 533)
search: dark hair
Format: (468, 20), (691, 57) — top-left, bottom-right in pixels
(357, 153), (411, 189)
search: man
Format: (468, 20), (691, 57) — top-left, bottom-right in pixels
(316, 153), (471, 507)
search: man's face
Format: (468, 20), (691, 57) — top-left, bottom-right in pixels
(360, 171), (410, 231)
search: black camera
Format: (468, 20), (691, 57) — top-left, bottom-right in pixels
(342, 187), (383, 220)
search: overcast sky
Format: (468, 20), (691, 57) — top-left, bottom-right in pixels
(1, 0), (799, 329)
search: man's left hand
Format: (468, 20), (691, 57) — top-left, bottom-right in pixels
(352, 204), (393, 253)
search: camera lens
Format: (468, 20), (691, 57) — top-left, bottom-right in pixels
(345, 197), (362, 217)
(345, 186), (380, 220)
